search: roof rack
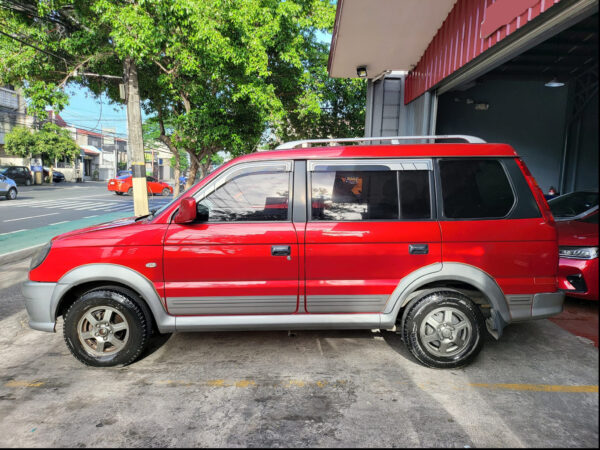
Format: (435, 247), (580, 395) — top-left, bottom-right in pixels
(275, 135), (486, 150)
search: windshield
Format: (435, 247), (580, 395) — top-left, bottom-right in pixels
(117, 175), (131, 180)
(548, 192), (599, 218)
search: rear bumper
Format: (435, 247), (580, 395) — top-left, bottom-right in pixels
(507, 291), (565, 322)
(107, 183), (125, 192)
(22, 281), (57, 332)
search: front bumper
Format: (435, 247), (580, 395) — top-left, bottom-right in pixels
(22, 281), (57, 332)
(558, 257), (599, 301)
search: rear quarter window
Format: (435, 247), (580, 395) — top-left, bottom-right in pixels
(439, 159), (515, 219)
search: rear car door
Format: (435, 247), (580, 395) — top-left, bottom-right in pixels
(304, 159), (441, 313)
(163, 161), (299, 315)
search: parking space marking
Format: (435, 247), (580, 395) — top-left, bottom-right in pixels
(469, 383), (599, 393)
(2, 212), (59, 222)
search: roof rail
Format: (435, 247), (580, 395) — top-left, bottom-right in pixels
(275, 135), (486, 150)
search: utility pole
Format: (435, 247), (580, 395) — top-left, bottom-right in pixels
(124, 57), (149, 216)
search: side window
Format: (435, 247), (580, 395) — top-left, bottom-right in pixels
(146, 176), (156, 182)
(311, 171), (398, 221)
(199, 171), (290, 222)
(399, 171), (431, 219)
(439, 159), (515, 219)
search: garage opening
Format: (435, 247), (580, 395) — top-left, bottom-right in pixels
(436, 13), (598, 195)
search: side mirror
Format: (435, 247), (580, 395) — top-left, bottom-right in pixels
(173, 197), (197, 224)
(196, 203), (209, 222)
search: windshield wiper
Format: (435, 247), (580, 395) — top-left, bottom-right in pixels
(134, 208), (158, 221)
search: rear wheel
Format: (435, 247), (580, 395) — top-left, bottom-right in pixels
(401, 289), (484, 368)
(127, 187), (133, 196)
(6, 188), (17, 200)
(25, 178), (31, 186)
(63, 289), (151, 367)
(115, 191), (124, 196)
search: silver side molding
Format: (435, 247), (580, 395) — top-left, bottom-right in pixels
(175, 313), (393, 332)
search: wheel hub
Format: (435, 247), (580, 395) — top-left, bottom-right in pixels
(419, 306), (472, 357)
(77, 306), (129, 357)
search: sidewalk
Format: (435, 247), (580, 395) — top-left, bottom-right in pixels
(0, 210), (132, 264)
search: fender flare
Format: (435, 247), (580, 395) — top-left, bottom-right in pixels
(384, 262), (511, 324)
(51, 263), (176, 333)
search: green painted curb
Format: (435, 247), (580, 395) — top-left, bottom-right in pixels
(0, 211), (133, 257)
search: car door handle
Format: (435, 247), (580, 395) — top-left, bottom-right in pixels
(271, 245), (291, 256)
(409, 244), (429, 255)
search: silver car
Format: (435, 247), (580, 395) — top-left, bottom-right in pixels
(0, 173), (18, 200)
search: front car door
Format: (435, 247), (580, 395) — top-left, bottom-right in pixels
(304, 158), (442, 313)
(163, 160), (299, 315)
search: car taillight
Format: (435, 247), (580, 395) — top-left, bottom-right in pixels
(515, 158), (555, 225)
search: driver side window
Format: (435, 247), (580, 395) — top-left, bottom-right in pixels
(199, 170), (290, 222)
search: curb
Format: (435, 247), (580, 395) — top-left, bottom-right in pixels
(0, 244), (45, 266)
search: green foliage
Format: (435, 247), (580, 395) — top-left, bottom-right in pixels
(0, 0), (365, 166)
(4, 123), (80, 163)
(170, 149), (189, 172)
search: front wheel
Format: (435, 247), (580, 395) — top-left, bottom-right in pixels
(25, 178), (31, 186)
(162, 188), (170, 196)
(63, 289), (151, 367)
(401, 289), (484, 368)
(6, 188), (17, 200)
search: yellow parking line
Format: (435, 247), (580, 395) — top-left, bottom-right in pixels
(469, 383), (598, 393)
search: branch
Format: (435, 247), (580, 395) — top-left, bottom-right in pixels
(58, 52), (116, 88)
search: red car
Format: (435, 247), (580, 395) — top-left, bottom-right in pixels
(107, 175), (173, 196)
(23, 136), (564, 368)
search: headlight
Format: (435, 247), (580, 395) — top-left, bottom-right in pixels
(559, 246), (599, 260)
(30, 241), (52, 270)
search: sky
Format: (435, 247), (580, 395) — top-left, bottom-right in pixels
(58, 30), (332, 139)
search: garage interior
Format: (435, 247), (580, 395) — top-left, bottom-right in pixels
(437, 13), (598, 194)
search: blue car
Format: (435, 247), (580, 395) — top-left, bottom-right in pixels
(0, 172), (18, 200)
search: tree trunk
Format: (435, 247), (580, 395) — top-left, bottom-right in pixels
(125, 57), (149, 216)
(186, 157), (199, 190)
(157, 111), (180, 197)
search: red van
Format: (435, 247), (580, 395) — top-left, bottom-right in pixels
(22, 136), (564, 368)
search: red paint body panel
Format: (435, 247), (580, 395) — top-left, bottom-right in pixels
(163, 223), (299, 313)
(440, 218), (558, 294)
(305, 222), (442, 311)
(405, 0), (562, 103)
(107, 176), (173, 194)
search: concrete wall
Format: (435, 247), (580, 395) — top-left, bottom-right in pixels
(365, 74), (435, 140)
(436, 79), (576, 193)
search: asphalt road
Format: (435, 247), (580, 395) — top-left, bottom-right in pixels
(0, 181), (173, 235)
(0, 256), (598, 447)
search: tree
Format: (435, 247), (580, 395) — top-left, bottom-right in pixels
(5, 123), (80, 182)
(0, 0), (366, 193)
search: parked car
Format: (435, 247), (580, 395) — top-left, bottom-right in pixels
(0, 165), (33, 186)
(0, 173), (18, 200)
(548, 190), (598, 221)
(23, 135), (564, 368)
(555, 210), (598, 301)
(107, 175), (173, 196)
(43, 167), (66, 183)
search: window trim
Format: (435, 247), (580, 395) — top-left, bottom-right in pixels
(307, 158), (435, 223)
(190, 160), (294, 224)
(435, 157), (518, 221)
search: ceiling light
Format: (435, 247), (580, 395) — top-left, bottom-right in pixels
(545, 78), (565, 87)
(356, 66), (368, 78)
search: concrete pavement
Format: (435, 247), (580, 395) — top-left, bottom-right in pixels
(0, 256), (597, 448)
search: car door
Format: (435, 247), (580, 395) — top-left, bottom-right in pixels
(5, 167), (21, 184)
(304, 159), (441, 313)
(163, 160), (299, 315)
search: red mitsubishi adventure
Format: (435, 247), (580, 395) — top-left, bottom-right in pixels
(22, 136), (564, 368)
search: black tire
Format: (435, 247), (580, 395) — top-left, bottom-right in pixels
(401, 289), (484, 369)
(6, 188), (17, 200)
(127, 187), (133, 196)
(115, 191), (124, 196)
(63, 289), (151, 367)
